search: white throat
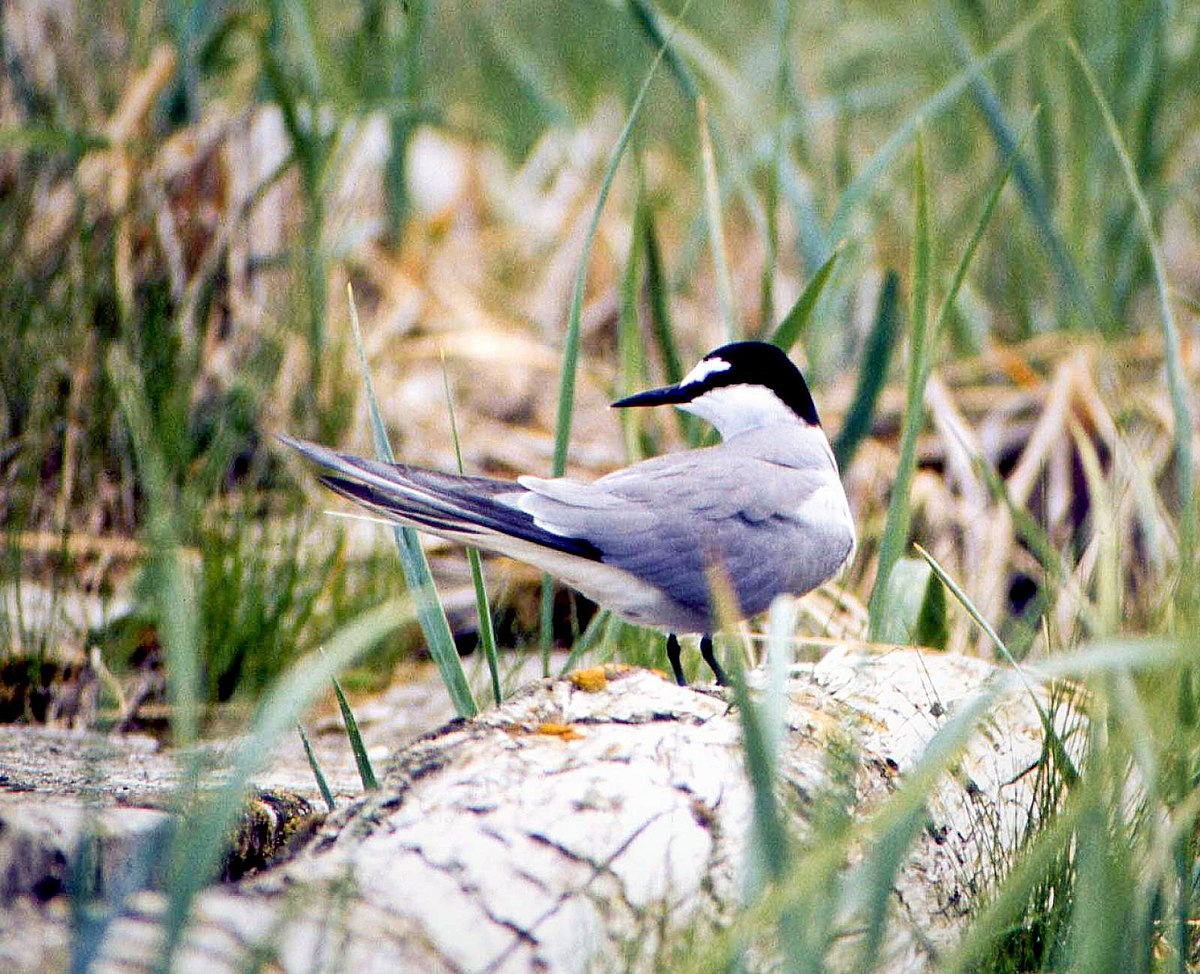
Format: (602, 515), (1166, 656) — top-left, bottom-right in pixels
(679, 385), (808, 439)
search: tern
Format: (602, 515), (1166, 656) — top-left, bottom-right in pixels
(280, 340), (855, 686)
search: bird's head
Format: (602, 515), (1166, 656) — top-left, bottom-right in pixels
(612, 341), (820, 439)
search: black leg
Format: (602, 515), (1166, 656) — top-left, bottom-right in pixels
(666, 633), (686, 686)
(700, 634), (728, 686)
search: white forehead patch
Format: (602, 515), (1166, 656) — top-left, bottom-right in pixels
(681, 357), (731, 386)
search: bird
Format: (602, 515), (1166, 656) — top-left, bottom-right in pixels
(279, 340), (855, 687)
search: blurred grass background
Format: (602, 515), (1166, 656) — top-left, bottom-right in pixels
(2, 0), (1200, 969)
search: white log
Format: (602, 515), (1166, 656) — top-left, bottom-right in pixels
(2, 648), (1049, 973)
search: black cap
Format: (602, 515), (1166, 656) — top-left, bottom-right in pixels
(613, 341), (820, 426)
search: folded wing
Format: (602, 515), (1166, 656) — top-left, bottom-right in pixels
(282, 431), (853, 630)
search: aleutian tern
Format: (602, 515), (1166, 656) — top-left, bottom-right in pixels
(280, 340), (855, 686)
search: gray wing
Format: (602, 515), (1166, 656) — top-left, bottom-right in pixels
(280, 435), (603, 561)
(511, 439), (849, 622)
(282, 432), (852, 629)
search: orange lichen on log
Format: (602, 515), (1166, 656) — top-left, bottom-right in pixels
(535, 723), (584, 741)
(568, 664), (647, 693)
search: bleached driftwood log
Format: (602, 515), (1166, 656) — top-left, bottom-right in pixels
(5, 648), (1049, 973)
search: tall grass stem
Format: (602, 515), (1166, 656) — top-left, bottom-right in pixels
(346, 285), (477, 717)
(440, 353), (502, 706)
(1068, 37), (1196, 614)
(868, 131), (931, 640)
(541, 0), (693, 668)
(697, 96), (737, 341)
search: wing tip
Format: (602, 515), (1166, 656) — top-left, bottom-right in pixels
(277, 432), (339, 468)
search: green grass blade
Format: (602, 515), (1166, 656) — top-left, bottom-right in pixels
(1064, 777), (1129, 973)
(537, 579), (556, 679)
(106, 346), (201, 749)
(68, 808), (169, 974)
(866, 114), (1028, 637)
(617, 189), (648, 461)
(727, 640), (790, 886)
(856, 801), (929, 970)
(479, 11), (571, 129)
(832, 270), (900, 470)
(1068, 37), (1196, 614)
(780, 153), (832, 270)
(868, 130), (931, 641)
(440, 355), (502, 706)
(466, 550), (500, 703)
(297, 723), (336, 812)
(915, 542), (1079, 786)
(698, 96), (737, 341)
(943, 793), (1085, 974)
(767, 243), (843, 353)
(624, 0), (699, 102)
(557, 609), (612, 677)
(760, 150), (780, 339)
(875, 556), (948, 650)
(642, 205), (684, 387)
(914, 565), (949, 651)
(156, 596), (414, 971)
(853, 116), (1036, 626)
(0, 123), (107, 154)
(938, 9), (1090, 322)
(642, 203), (699, 444)
(618, 0), (763, 123)
(826, 0), (1056, 244)
(550, 6), (684, 479)
(680, 680), (1001, 974)
(762, 596), (795, 763)
(331, 672), (378, 791)
(737, 608), (798, 960)
(346, 285), (477, 718)
(1028, 637), (1184, 681)
(383, 0), (428, 241)
(259, 9), (330, 394)
(270, 0), (324, 99)
(850, 686), (1004, 969)
(914, 541), (1026, 684)
(758, 0), (791, 336)
(541, 2), (690, 666)
(934, 109), (1037, 322)
(974, 449), (1099, 632)
(704, 566), (788, 891)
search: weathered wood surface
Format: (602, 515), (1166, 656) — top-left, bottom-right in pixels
(1, 648), (1047, 973)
